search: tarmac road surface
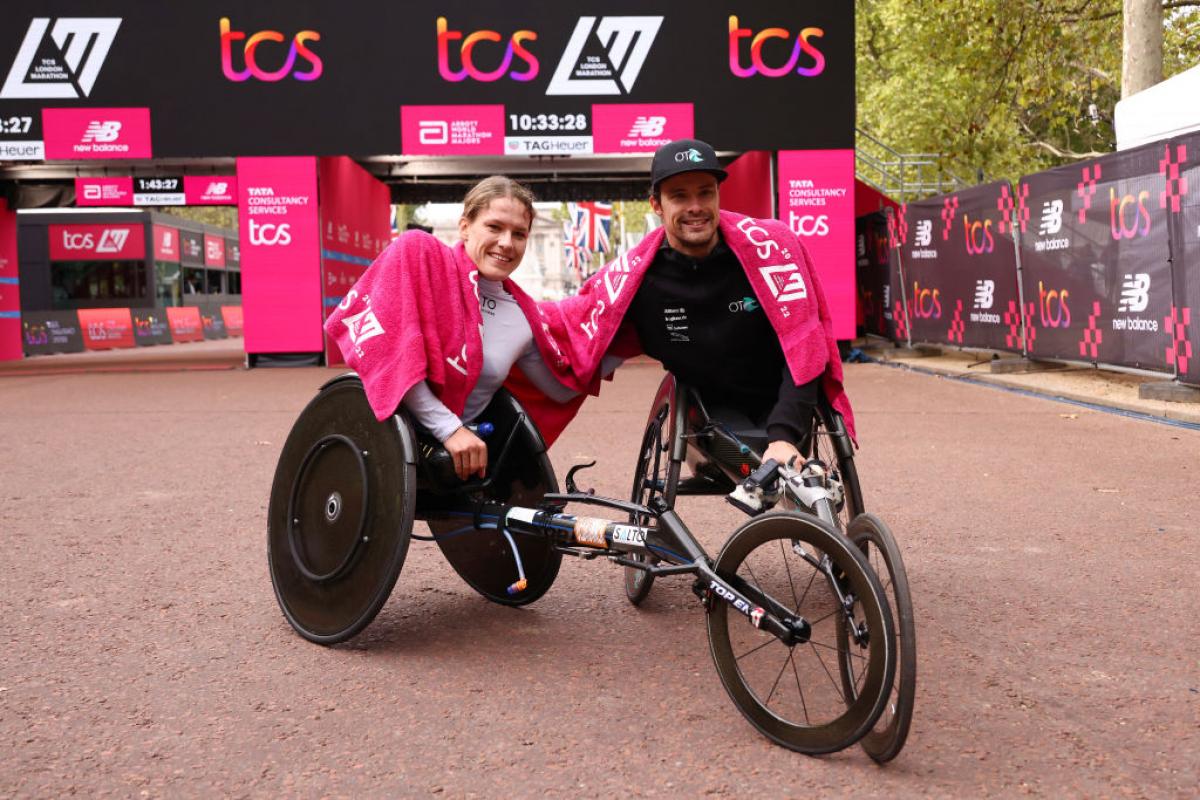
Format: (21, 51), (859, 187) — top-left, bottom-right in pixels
(1, 360), (1196, 797)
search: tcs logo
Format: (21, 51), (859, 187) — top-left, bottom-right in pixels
(1037, 281), (1071, 328)
(248, 220), (292, 246)
(220, 18), (322, 82)
(437, 17), (538, 82)
(911, 281), (941, 319)
(1109, 189), (1151, 240)
(788, 212), (829, 237)
(962, 214), (995, 255)
(728, 16), (825, 78)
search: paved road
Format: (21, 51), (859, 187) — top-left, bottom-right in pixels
(1, 362), (1196, 797)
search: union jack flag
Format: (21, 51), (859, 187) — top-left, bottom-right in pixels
(570, 200), (613, 254)
(563, 221), (586, 282)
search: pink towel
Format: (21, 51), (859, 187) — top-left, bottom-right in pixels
(324, 231), (577, 442)
(537, 209), (856, 441)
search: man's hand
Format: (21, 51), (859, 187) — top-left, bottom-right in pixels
(762, 440), (801, 470)
(444, 426), (487, 480)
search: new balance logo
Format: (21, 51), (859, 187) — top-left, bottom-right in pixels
(1118, 273), (1150, 313)
(1, 18), (122, 99)
(914, 220), (932, 247)
(973, 279), (995, 310)
(547, 16), (663, 95)
(758, 264), (807, 303)
(203, 182), (229, 197)
(82, 121), (122, 143)
(95, 229), (129, 254)
(1039, 199), (1063, 235)
(627, 115), (666, 138)
(342, 309), (385, 347)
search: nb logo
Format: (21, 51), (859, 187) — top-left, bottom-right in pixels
(1039, 199), (1063, 236)
(1118, 273), (1150, 313)
(342, 309), (385, 347)
(914, 220), (932, 247)
(1, 17), (122, 99)
(546, 16), (663, 95)
(82, 121), (122, 143)
(675, 148), (703, 163)
(973, 279), (995, 310)
(203, 182), (229, 196)
(627, 115), (666, 138)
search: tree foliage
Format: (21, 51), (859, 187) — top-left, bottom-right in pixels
(856, 0), (1200, 184)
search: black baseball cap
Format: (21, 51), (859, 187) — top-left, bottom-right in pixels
(650, 138), (728, 191)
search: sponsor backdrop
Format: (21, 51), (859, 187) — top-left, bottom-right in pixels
(237, 156), (322, 353)
(0, 198), (19, 361)
(20, 310), (84, 355)
(777, 149), (855, 339)
(1166, 132), (1198, 385)
(855, 212), (896, 340)
(317, 157), (392, 366)
(1017, 143), (1175, 371)
(898, 182), (1023, 352)
(0, 3), (852, 159)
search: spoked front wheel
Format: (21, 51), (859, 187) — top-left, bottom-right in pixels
(707, 512), (895, 754)
(845, 513), (916, 762)
(625, 399), (672, 605)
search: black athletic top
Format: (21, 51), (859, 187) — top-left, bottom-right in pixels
(627, 236), (819, 445)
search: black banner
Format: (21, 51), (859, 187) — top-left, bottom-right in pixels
(1167, 132), (1200, 385)
(179, 230), (203, 266)
(21, 310), (83, 355)
(132, 309), (171, 346)
(856, 212), (893, 338)
(884, 208), (911, 345)
(0, 2), (854, 157)
(1017, 141), (1175, 370)
(891, 182), (1023, 352)
(197, 302), (228, 339)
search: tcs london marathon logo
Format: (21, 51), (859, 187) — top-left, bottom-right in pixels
(1, 17), (121, 98)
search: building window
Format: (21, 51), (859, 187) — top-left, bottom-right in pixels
(51, 260), (147, 310)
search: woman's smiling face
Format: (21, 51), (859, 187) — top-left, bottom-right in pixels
(459, 196), (532, 281)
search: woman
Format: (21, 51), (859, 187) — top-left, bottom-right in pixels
(325, 176), (578, 480)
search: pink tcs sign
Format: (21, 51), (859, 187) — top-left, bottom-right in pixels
(400, 105), (504, 156)
(237, 156), (322, 353)
(591, 103), (694, 154)
(48, 223), (145, 261)
(203, 234), (226, 267)
(43, 107), (152, 160)
(777, 150), (856, 339)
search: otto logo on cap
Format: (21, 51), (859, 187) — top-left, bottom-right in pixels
(675, 147), (703, 163)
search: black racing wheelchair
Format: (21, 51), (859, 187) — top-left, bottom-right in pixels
(268, 373), (910, 757)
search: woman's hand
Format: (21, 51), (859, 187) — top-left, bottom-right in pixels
(444, 426), (487, 480)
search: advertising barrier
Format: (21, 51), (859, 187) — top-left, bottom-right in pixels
(1017, 141), (1175, 370)
(220, 305), (243, 337)
(1, 198), (21, 361)
(777, 149), (855, 339)
(78, 307), (135, 349)
(166, 305), (204, 343)
(1166, 132), (1199, 385)
(21, 310), (83, 355)
(132, 309), (172, 346)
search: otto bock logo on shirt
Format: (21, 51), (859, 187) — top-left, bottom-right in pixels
(1118, 273), (1150, 313)
(1, 17), (122, 99)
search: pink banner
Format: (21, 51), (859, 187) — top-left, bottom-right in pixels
(75, 177), (134, 207)
(0, 199), (20, 361)
(153, 225), (179, 262)
(777, 150), (856, 339)
(237, 156), (322, 353)
(43, 108), (152, 160)
(591, 103), (694, 154)
(78, 308), (136, 350)
(49, 223), (146, 261)
(220, 305), (244, 336)
(204, 234), (226, 267)
(400, 105), (504, 156)
(166, 306), (204, 343)
(184, 176), (237, 205)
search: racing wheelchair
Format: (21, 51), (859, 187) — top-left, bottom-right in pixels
(268, 373), (901, 756)
(621, 373), (916, 763)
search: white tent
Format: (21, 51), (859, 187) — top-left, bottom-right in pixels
(1114, 63), (1200, 150)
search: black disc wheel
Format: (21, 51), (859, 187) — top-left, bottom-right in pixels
(268, 377), (416, 645)
(802, 406), (864, 531)
(707, 512), (895, 755)
(625, 399), (674, 605)
(845, 513), (916, 762)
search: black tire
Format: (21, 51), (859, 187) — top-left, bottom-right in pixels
(707, 512), (896, 754)
(803, 406), (864, 531)
(625, 392), (675, 605)
(845, 513), (916, 763)
(267, 377), (416, 645)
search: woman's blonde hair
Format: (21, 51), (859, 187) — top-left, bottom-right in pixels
(461, 175), (536, 226)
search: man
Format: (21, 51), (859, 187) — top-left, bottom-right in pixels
(628, 138), (824, 468)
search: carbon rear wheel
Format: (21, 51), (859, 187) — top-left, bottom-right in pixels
(707, 512), (895, 754)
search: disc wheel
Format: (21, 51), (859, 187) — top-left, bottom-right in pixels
(844, 513), (916, 762)
(267, 378), (416, 645)
(625, 400), (673, 605)
(707, 512), (895, 754)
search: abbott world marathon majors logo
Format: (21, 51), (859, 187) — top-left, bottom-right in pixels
(1, 17), (121, 98)
(1113, 272), (1158, 333)
(1035, 198), (1070, 252)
